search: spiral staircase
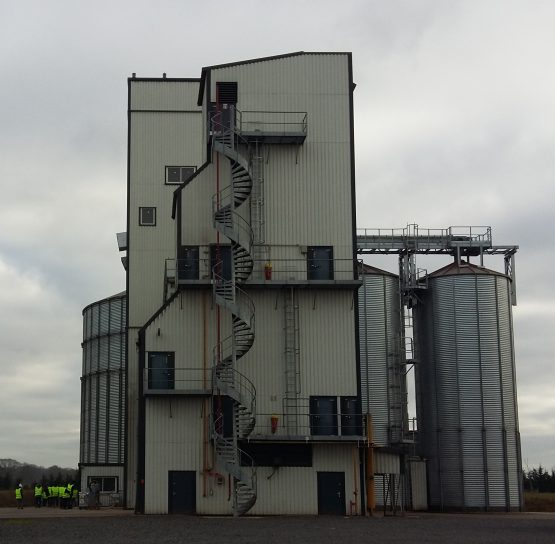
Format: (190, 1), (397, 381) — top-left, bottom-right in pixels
(211, 109), (257, 515)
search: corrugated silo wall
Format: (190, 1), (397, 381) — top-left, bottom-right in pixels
(358, 271), (403, 507)
(414, 272), (522, 511)
(80, 294), (127, 467)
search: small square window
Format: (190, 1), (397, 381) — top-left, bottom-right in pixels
(165, 166), (196, 185)
(139, 207), (156, 226)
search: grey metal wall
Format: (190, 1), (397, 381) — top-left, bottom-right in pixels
(358, 268), (401, 446)
(80, 292), (126, 465)
(415, 265), (522, 510)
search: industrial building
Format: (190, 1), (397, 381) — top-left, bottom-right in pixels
(79, 52), (523, 514)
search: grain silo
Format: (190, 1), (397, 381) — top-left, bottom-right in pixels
(80, 292), (126, 501)
(358, 264), (407, 510)
(414, 261), (522, 511)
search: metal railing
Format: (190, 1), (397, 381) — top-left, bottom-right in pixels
(143, 367), (211, 392)
(356, 224), (493, 252)
(211, 199), (254, 251)
(236, 110), (308, 136)
(212, 353), (256, 413)
(166, 256), (359, 284)
(251, 403), (367, 439)
(250, 257), (357, 282)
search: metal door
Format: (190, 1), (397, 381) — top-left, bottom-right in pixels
(148, 352), (174, 390)
(210, 245), (232, 281)
(168, 471), (196, 514)
(307, 246), (334, 280)
(317, 472), (346, 515)
(213, 395), (234, 438)
(340, 396), (361, 436)
(310, 396), (338, 436)
(177, 246), (199, 280)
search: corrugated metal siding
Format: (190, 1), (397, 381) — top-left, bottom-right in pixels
(248, 444), (359, 515)
(207, 54), (353, 253)
(144, 397), (204, 514)
(131, 81), (200, 111)
(129, 106), (203, 327)
(358, 273), (400, 446)
(81, 294), (126, 466)
(415, 272), (522, 510)
(126, 338), (138, 509)
(179, 160), (230, 245)
(409, 460), (428, 511)
(298, 290), (357, 395)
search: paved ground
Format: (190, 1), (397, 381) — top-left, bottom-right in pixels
(1, 508), (554, 543)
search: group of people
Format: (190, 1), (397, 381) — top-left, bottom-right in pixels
(14, 482), (80, 509)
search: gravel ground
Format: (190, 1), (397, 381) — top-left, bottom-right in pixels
(1, 510), (554, 543)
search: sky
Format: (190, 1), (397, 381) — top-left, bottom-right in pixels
(0, 0), (553, 470)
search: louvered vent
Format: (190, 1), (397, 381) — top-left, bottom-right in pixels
(216, 82), (238, 104)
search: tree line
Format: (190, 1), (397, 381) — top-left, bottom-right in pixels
(0, 463), (78, 490)
(523, 466), (555, 493)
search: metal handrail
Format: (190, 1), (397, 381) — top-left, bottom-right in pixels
(212, 199), (254, 250)
(143, 367), (210, 391)
(212, 414), (257, 476)
(253, 407), (367, 438)
(212, 364), (256, 415)
(236, 110), (308, 135)
(356, 224), (493, 251)
(167, 256), (359, 283)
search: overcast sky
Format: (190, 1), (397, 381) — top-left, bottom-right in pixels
(1, 0), (553, 470)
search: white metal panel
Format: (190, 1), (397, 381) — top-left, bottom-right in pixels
(179, 159), (231, 245)
(374, 450), (400, 474)
(131, 80), (200, 111)
(144, 397), (220, 514)
(298, 290), (357, 396)
(126, 333), (139, 509)
(409, 460), (428, 511)
(128, 108), (203, 326)
(207, 54), (353, 253)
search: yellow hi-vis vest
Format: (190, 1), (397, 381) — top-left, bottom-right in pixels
(15, 488), (22, 500)
(59, 486), (66, 498)
(50, 486), (58, 497)
(34, 485), (42, 497)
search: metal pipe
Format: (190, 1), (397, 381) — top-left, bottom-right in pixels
(352, 445), (359, 514)
(365, 415), (376, 515)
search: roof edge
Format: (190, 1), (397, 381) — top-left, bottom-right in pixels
(197, 51), (352, 105)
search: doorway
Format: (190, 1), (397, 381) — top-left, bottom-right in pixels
(168, 471), (196, 514)
(317, 471), (346, 515)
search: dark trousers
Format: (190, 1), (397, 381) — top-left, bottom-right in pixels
(34, 495), (42, 508)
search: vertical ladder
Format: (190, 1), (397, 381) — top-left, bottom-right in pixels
(250, 142), (265, 246)
(387, 340), (404, 444)
(284, 288), (300, 432)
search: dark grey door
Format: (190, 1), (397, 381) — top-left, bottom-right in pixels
(310, 396), (338, 436)
(340, 396), (361, 436)
(210, 245), (232, 281)
(177, 246), (199, 280)
(168, 471), (196, 514)
(213, 395), (234, 438)
(307, 246), (334, 280)
(148, 352), (175, 390)
(317, 472), (346, 515)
